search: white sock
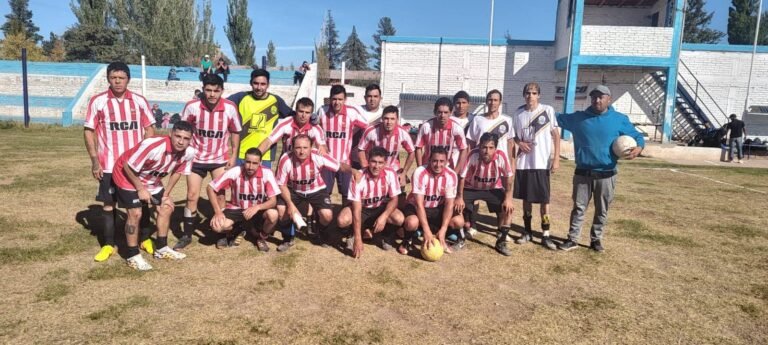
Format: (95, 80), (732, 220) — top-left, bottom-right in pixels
(543, 230), (550, 237)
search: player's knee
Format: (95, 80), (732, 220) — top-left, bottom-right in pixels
(126, 208), (142, 220)
(337, 214), (351, 228)
(318, 209), (333, 225)
(404, 216), (418, 231)
(390, 210), (404, 226)
(451, 215), (465, 229)
(263, 209), (278, 223)
(186, 189), (200, 202)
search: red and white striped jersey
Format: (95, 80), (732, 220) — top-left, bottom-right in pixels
(407, 165), (458, 208)
(113, 137), (195, 194)
(275, 151), (340, 194)
(83, 89), (154, 173)
(357, 124), (414, 170)
(347, 167), (401, 209)
(460, 149), (512, 190)
(317, 104), (368, 162)
(415, 117), (467, 166)
(180, 98), (242, 164)
(209, 165), (280, 210)
(267, 117), (326, 153)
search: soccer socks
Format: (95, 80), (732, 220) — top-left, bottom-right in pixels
(101, 209), (116, 246)
(156, 236), (168, 249)
(541, 214), (551, 237)
(499, 225), (511, 242)
(183, 207), (197, 238)
(127, 246), (140, 258)
(523, 213), (533, 233)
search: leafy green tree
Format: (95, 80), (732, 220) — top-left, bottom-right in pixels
(224, 0), (255, 65)
(342, 26), (369, 70)
(267, 40), (276, 67)
(1, 0), (42, 43)
(62, 24), (124, 62)
(322, 10), (341, 69)
(70, 0), (109, 27)
(370, 17), (395, 70)
(0, 31), (46, 60)
(728, 0), (768, 45)
(684, 0), (725, 43)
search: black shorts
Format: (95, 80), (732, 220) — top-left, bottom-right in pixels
(513, 169), (550, 203)
(277, 189), (333, 213)
(360, 205), (387, 230)
(223, 209), (266, 230)
(403, 204), (445, 231)
(95, 173), (117, 203)
(116, 188), (164, 209)
(463, 188), (505, 214)
(191, 162), (226, 178)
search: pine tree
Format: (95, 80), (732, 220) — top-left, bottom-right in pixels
(0, 31), (45, 61)
(727, 0), (767, 45)
(70, 0), (109, 27)
(322, 10), (341, 69)
(684, 0), (725, 43)
(267, 40), (277, 67)
(1, 0), (42, 43)
(225, 0), (255, 66)
(342, 26), (369, 70)
(370, 17), (395, 70)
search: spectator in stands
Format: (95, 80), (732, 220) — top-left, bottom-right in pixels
(200, 54), (213, 80)
(152, 104), (163, 128)
(170, 113), (181, 125)
(725, 114), (747, 163)
(167, 67), (180, 82)
(193, 89), (202, 100)
(216, 58), (230, 82)
(162, 112), (170, 129)
(294, 61), (310, 85)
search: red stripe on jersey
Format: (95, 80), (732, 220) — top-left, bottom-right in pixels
(209, 166), (279, 209)
(275, 152), (340, 194)
(407, 165), (458, 208)
(181, 99), (242, 164)
(113, 137), (195, 193)
(460, 150), (512, 190)
(415, 118), (467, 167)
(347, 167), (401, 208)
(268, 118), (326, 153)
(358, 125), (415, 170)
(319, 105), (367, 162)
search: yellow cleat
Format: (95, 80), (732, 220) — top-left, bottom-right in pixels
(94, 245), (115, 262)
(140, 238), (154, 255)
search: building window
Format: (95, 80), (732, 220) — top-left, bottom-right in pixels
(664, 0), (674, 27)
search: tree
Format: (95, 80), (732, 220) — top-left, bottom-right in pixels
(62, 24), (123, 62)
(321, 10), (341, 69)
(316, 43), (330, 84)
(728, 0), (768, 45)
(342, 26), (369, 70)
(266, 40), (276, 67)
(41, 32), (66, 61)
(224, 0), (255, 66)
(684, 0), (725, 43)
(1, 0), (42, 43)
(70, 0), (109, 27)
(370, 17), (395, 70)
(0, 31), (46, 61)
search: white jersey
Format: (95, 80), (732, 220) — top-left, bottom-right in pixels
(359, 105), (383, 125)
(466, 114), (515, 156)
(511, 104), (558, 170)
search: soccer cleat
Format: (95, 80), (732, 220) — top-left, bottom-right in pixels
(173, 235), (193, 250)
(449, 239), (466, 253)
(216, 236), (230, 249)
(126, 254), (153, 271)
(277, 239), (295, 252)
(495, 240), (511, 256)
(140, 238), (154, 255)
(94, 245), (115, 262)
(154, 246), (187, 260)
(466, 227), (478, 240)
(346, 236), (355, 251)
(255, 238), (270, 252)
(380, 233), (394, 251)
(232, 231), (245, 247)
(558, 240), (578, 251)
(590, 240), (604, 253)
(541, 236), (557, 250)
(515, 232), (532, 245)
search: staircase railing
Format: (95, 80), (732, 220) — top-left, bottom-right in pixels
(677, 60), (727, 129)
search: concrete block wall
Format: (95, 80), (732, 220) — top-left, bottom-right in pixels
(580, 26), (672, 57)
(0, 73), (86, 97)
(583, 6), (651, 26)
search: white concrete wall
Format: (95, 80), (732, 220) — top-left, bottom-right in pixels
(0, 74), (86, 97)
(583, 6), (651, 26)
(554, 0), (573, 63)
(580, 26), (673, 57)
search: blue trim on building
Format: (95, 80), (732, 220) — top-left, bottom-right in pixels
(380, 35), (554, 47)
(661, 0), (686, 143)
(682, 43), (768, 53)
(61, 64), (104, 127)
(561, 0), (585, 140)
(573, 55), (674, 67)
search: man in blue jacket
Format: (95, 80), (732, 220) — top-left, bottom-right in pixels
(556, 85), (644, 252)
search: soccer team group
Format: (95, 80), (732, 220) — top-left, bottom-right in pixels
(84, 62), (645, 270)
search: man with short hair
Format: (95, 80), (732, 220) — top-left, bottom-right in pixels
(512, 82), (560, 250)
(175, 74), (242, 250)
(401, 147), (464, 255)
(725, 113), (747, 163)
(207, 148), (280, 251)
(111, 121), (196, 270)
(356, 105), (415, 187)
(275, 135), (354, 251)
(414, 97), (468, 170)
(84, 62), (155, 262)
(467, 89), (515, 159)
(557, 85), (644, 252)
(337, 147), (404, 258)
(317, 85), (368, 203)
(452, 90), (474, 130)
(257, 97), (328, 156)
(350, 84), (385, 169)
(455, 133), (515, 255)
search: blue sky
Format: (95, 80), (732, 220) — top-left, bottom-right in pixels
(0, 0), (731, 66)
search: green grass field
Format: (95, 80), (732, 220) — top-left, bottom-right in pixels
(1, 123), (767, 344)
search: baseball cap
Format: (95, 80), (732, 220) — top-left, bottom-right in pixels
(204, 54), (210, 58)
(589, 85), (611, 96)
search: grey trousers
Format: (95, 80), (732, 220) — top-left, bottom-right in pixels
(729, 137), (744, 160)
(567, 174), (617, 242)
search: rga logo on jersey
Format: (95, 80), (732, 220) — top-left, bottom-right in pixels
(148, 171), (169, 178)
(294, 178), (315, 185)
(424, 195), (444, 202)
(430, 145), (450, 153)
(238, 193), (265, 201)
(362, 196), (387, 205)
(197, 129), (224, 138)
(326, 131), (347, 139)
(109, 121), (139, 131)
(474, 176), (497, 183)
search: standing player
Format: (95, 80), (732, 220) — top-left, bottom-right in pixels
(452, 91), (474, 129)
(455, 133), (515, 255)
(337, 147), (404, 258)
(84, 62), (155, 262)
(356, 105), (415, 187)
(229, 69), (292, 168)
(512, 82), (560, 250)
(414, 97), (468, 170)
(275, 135), (355, 251)
(350, 84), (384, 169)
(317, 85), (368, 204)
(175, 74), (242, 250)
(257, 97), (328, 156)
(111, 122), (196, 270)
(207, 148), (280, 251)
(401, 147), (464, 255)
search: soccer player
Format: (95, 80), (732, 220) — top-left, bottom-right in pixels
(401, 147), (464, 255)
(257, 97), (328, 156)
(111, 121), (196, 270)
(229, 69), (292, 168)
(414, 97), (468, 170)
(338, 147), (404, 258)
(175, 74), (242, 250)
(83, 62), (155, 262)
(452, 90), (474, 130)
(455, 133), (515, 255)
(511, 82), (560, 250)
(350, 84), (384, 169)
(317, 85), (368, 203)
(466, 89), (514, 158)
(356, 105), (414, 187)
(207, 148), (280, 251)
(275, 135), (355, 251)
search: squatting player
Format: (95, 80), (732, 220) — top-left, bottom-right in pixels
(207, 148), (280, 251)
(175, 74), (242, 250)
(111, 121), (196, 270)
(337, 147), (404, 258)
(83, 62), (155, 262)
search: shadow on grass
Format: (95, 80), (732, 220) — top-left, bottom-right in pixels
(86, 295), (151, 321)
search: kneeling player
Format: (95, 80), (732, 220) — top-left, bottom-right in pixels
(456, 133), (515, 255)
(337, 147), (404, 258)
(112, 121), (196, 270)
(207, 148), (280, 251)
(401, 147), (464, 255)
